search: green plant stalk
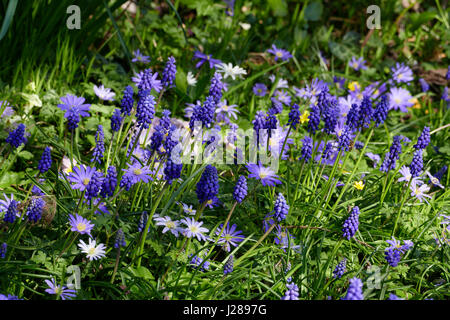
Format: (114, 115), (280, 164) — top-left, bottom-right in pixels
(110, 247), (121, 284)
(331, 127), (374, 212)
(391, 177), (413, 236)
(136, 182), (168, 267)
(234, 223), (277, 268)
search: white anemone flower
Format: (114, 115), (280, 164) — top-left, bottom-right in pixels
(78, 238), (106, 261)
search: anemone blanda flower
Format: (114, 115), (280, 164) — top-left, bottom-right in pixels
(425, 171), (444, 189)
(57, 94), (90, 118)
(178, 202), (196, 215)
(215, 223), (245, 252)
(409, 179), (432, 203)
(215, 100), (239, 120)
(67, 165), (97, 191)
(397, 166), (423, 185)
(391, 63), (414, 83)
(154, 216), (181, 237)
(93, 84), (115, 101)
(131, 70), (144, 86)
(269, 75), (289, 89)
(267, 44), (292, 61)
(122, 162), (153, 185)
(0, 193), (14, 214)
(193, 51), (222, 69)
(131, 49), (150, 64)
(275, 90), (291, 106)
(181, 217), (209, 241)
(388, 87), (414, 112)
(68, 214), (94, 236)
(253, 83), (268, 96)
(365, 152), (381, 168)
(61, 156), (77, 175)
(187, 71), (197, 86)
(349, 56), (367, 71)
(45, 278), (76, 300)
(215, 62), (247, 80)
(77, 238), (106, 261)
(246, 162), (282, 187)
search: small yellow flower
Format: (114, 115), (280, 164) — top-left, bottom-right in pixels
(348, 81), (361, 92)
(410, 97), (421, 109)
(300, 110), (310, 124)
(353, 180), (364, 190)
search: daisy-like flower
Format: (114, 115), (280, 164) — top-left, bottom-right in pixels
(187, 71), (197, 86)
(391, 63), (414, 83)
(57, 94), (91, 125)
(67, 165), (97, 191)
(425, 171), (445, 189)
(215, 62), (247, 80)
(77, 238), (106, 261)
(68, 214), (94, 236)
(253, 83), (268, 96)
(131, 49), (150, 64)
(93, 84), (115, 101)
(353, 181), (364, 190)
(388, 87), (414, 112)
(215, 223), (245, 252)
(275, 90), (291, 106)
(181, 217), (209, 241)
(267, 44), (293, 61)
(300, 110), (310, 124)
(269, 75), (289, 89)
(192, 51), (222, 69)
(0, 193), (14, 214)
(246, 162), (282, 187)
(45, 278), (76, 300)
(397, 166), (423, 185)
(215, 100), (239, 120)
(121, 162), (153, 185)
(154, 216), (181, 237)
(365, 152), (381, 168)
(0, 100), (14, 118)
(61, 156), (77, 175)
(348, 56), (367, 71)
(178, 202), (196, 215)
(410, 179), (432, 203)
(131, 70), (144, 86)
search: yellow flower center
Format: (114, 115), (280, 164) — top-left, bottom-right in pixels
(88, 247), (96, 255)
(133, 168), (142, 175)
(276, 52), (283, 57)
(82, 178), (90, 185)
(394, 98), (401, 104)
(77, 223), (86, 232)
(166, 221), (175, 229)
(348, 81), (360, 92)
(259, 172), (267, 179)
(353, 62), (358, 68)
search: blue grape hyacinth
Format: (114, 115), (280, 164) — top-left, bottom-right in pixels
(342, 206), (360, 240)
(26, 197), (45, 223)
(342, 277), (363, 300)
(37, 147), (52, 173)
(233, 175), (248, 203)
(6, 123), (27, 148)
(273, 193), (289, 222)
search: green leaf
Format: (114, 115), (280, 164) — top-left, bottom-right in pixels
(18, 150), (34, 160)
(0, 171), (24, 188)
(268, 0), (288, 17)
(305, 1), (323, 21)
(129, 266), (155, 280)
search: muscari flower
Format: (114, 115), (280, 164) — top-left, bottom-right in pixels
(4, 200), (18, 224)
(111, 108), (123, 132)
(372, 95), (388, 127)
(223, 255), (234, 275)
(391, 63), (414, 83)
(267, 44), (293, 62)
(281, 282), (299, 300)
(162, 56), (177, 88)
(419, 78), (429, 92)
(233, 175), (248, 203)
(138, 69), (163, 93)
(181, 217), (209, 241)
(154, 216), (181, 237)
(384, 237), (413, 267)
(273, 193), (289, 222)
(333, 258), (347, 279)
(68, 214), (94, 236)
(120, 85), (134, 116)
(342, 277), (363, 300)
(196, 165), (219, 204)
(342, 206), (360, 240)
(380, 136), (402, 173)
(388, 293), (404, 300)
(6, 123), (27, 148)
(409, 149), (423, 178)
(0, 243), (7, 259)
(246, 162), (282, 187)
(253, 83), (267, 96)
(38, 146), (52, 173)
(189, 254), (210, 272)
(26, 197), (45, 223)
(93, 84), (115, 101)
(287, 103), (301, 129)
(414, 126), (430, 150)
(193, 51), (222, 69)
(300, 136), (313, 163)
(114, 228), (126, 248)
(91, 125), (105, 164)
(78, 238), (106, 261)
(349, 56), (367, 71)
(307, 104), (321, 134)
(337, 125), (353, 151)
(45, 278), (76, 300)
(136, 92), (156, 129)
(132, 49), (150, 64)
